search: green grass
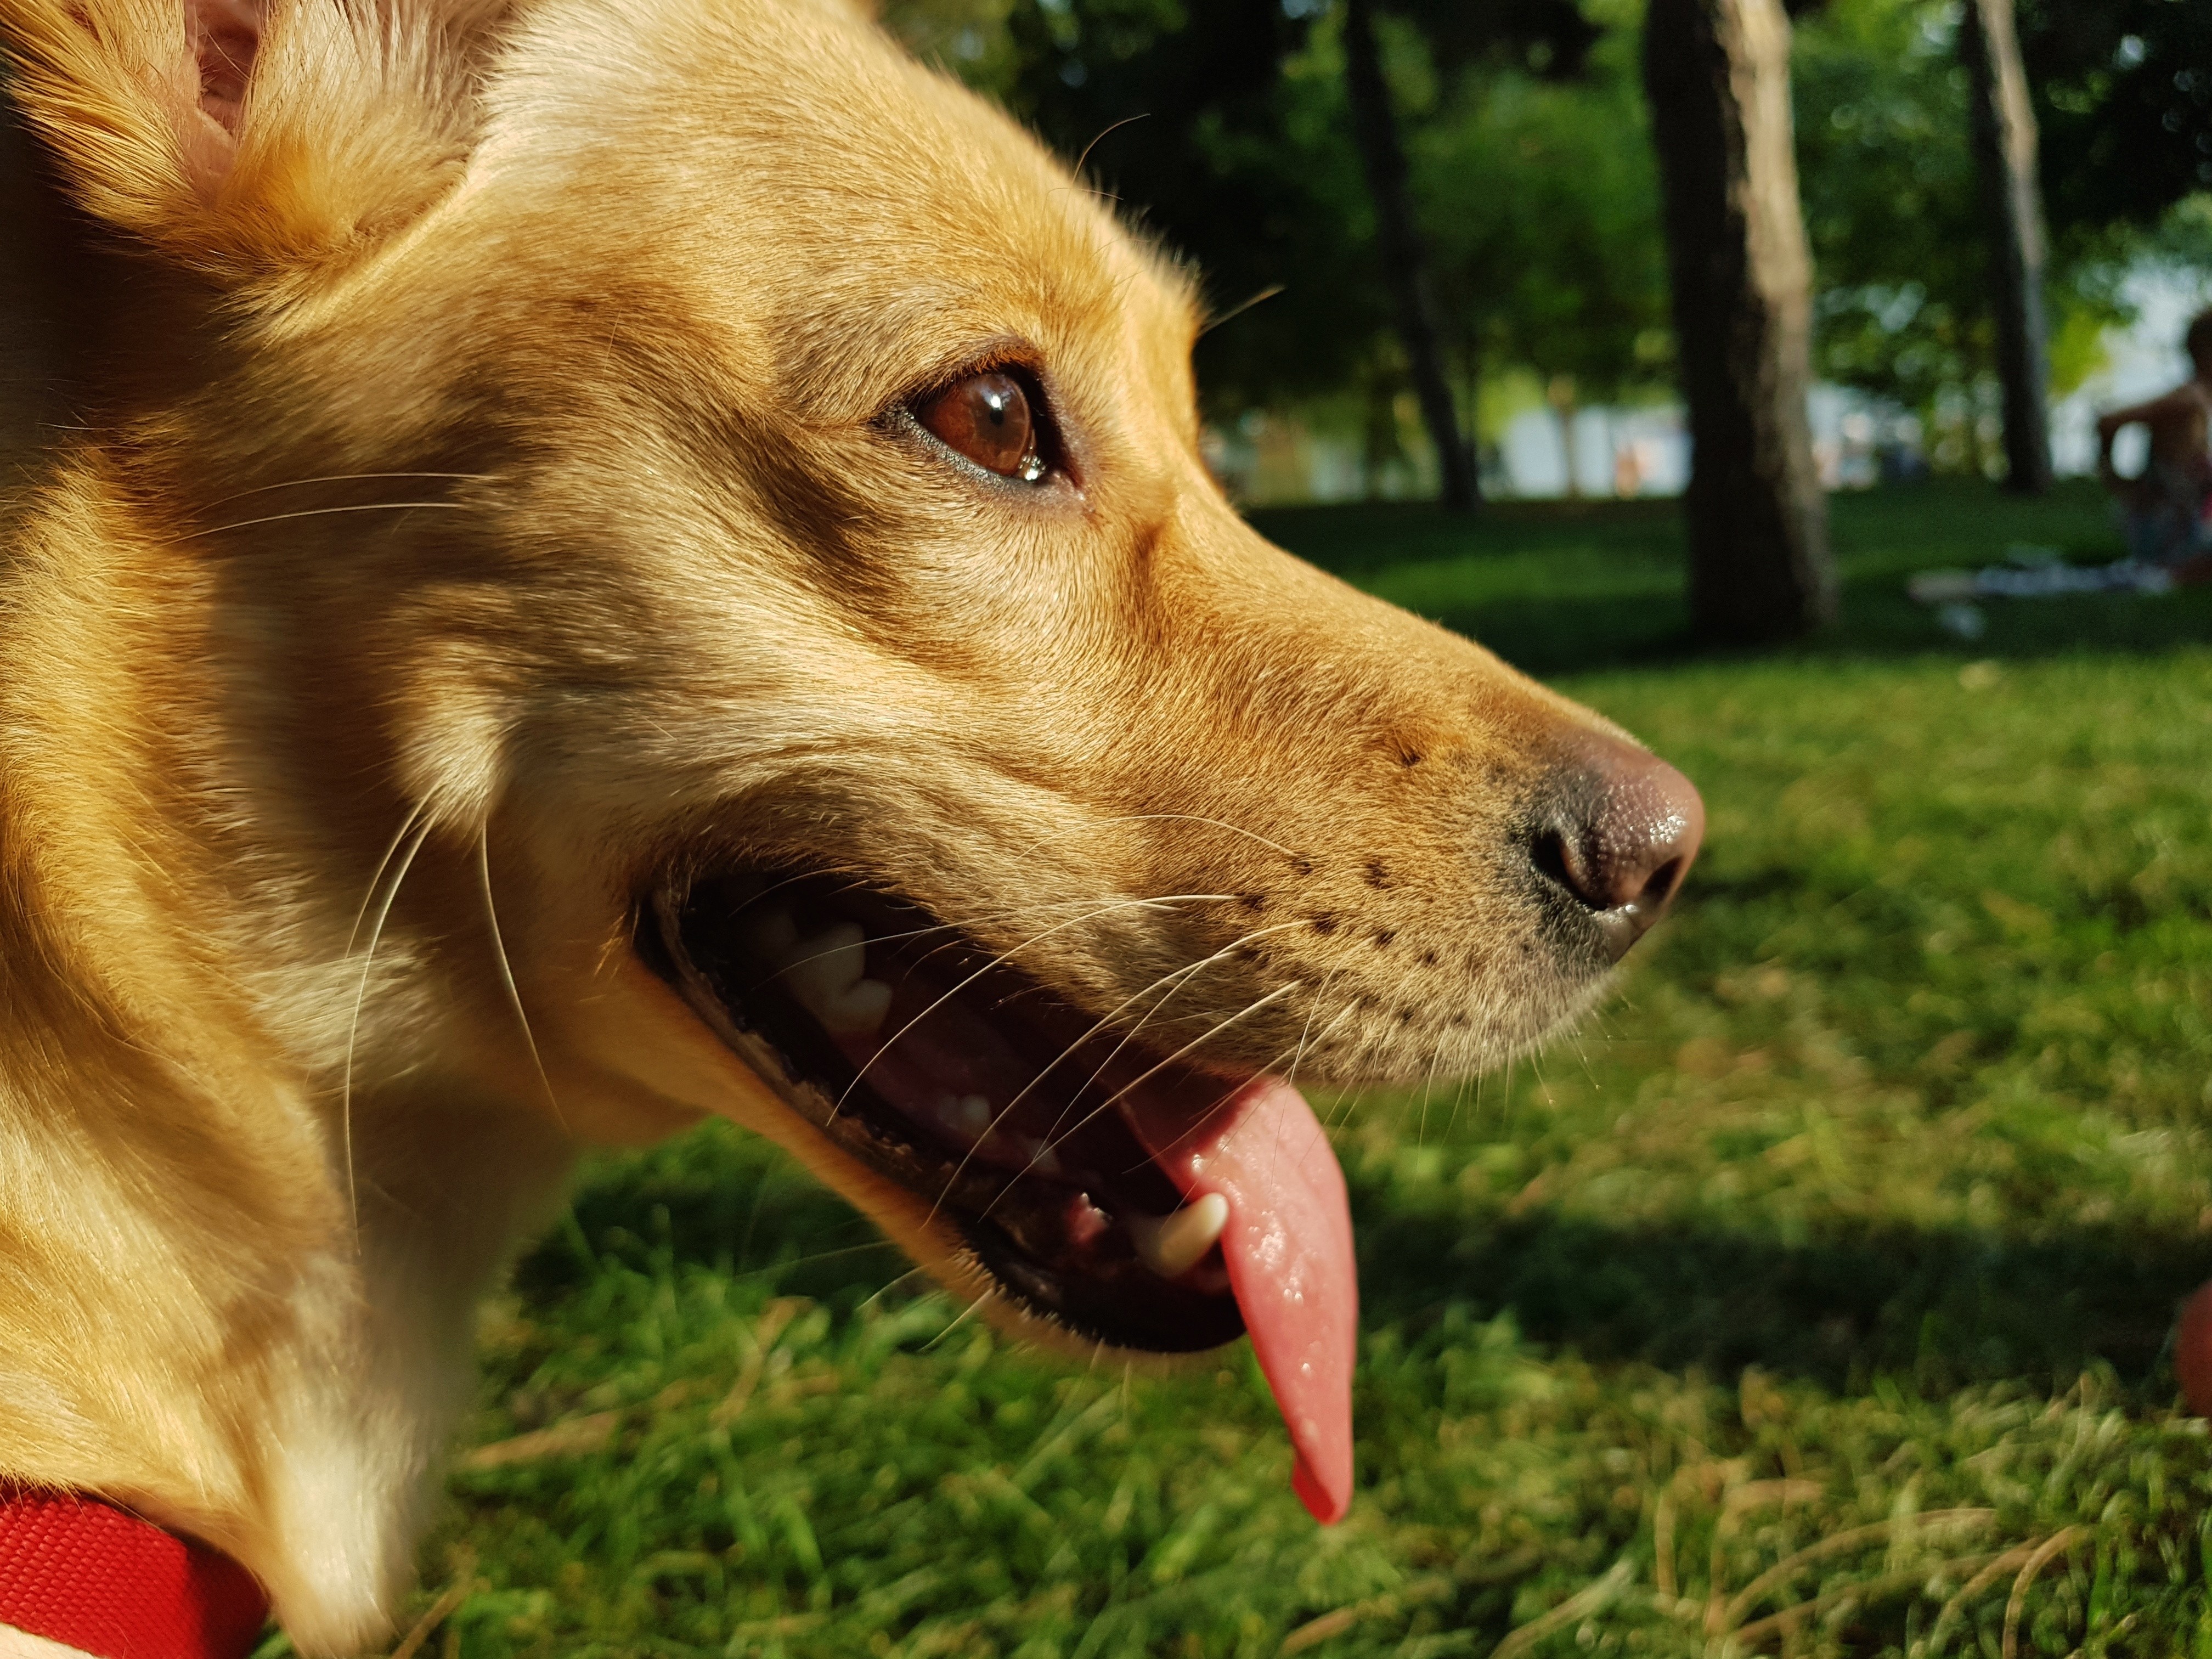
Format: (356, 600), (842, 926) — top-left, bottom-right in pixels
(387, 480), (2212, 1658)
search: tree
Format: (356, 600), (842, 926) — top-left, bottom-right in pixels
(1342, 0), (1604, 508)
(1414, 35), (1673, 499)
(1644, 0), (1836, 642)
(1340, 0), (1476, 508)
(2020, 0), (2212, 235)
(969, 0), (1607, 503)
(1792, 1), (1995, 444)
(1791, 0), (2205, 474)
(1960, 0), (2053, 494)
(991, 0), (1381, 413)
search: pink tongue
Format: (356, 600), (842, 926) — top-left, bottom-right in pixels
(1124, 1075), (1357, 1523)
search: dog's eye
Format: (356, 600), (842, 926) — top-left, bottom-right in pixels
(918, 371), (1047, 482)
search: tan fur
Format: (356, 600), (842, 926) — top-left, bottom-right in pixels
(0, 0), (1654, 1644)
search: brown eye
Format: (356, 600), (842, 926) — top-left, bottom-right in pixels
(918, 371), (1047, 481)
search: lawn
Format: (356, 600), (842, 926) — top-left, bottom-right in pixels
(370, 479), (2212, 1658)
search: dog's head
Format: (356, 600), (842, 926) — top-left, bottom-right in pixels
(4, 0), (1699, 1518)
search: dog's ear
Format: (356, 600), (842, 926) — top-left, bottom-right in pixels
(1, 0), (481, 281)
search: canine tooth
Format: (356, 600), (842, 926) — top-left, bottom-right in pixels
(1126, 1193), (1230, 1281)
(782, 922), (866, 1010)
(956, 1094), (994, 1138)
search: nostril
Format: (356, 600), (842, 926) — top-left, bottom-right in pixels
(1530, 828), (1578, 899)
(1528, 730), (1706, 960)
(1640, 854), (1689, 912)
(1532, 823), (1613, 916)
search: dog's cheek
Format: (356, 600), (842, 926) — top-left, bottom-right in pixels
(387, 646), (514, 832)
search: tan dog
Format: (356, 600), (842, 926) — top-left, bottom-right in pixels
(0, 0), (1701, 1647)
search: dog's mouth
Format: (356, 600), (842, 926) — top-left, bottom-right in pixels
(640, 870), (1356, 1522)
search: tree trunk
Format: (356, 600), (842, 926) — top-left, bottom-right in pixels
(1341, 0), (1479, 512)
(1547, 375), (1581, 499)
(1644, 0), (1836, 642)
(1960, 0), (2053, 495)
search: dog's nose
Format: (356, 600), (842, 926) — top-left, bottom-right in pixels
(1531, 731), (1704, 962)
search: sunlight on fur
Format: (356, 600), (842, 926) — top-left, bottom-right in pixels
(0, 0), (1700, 1644)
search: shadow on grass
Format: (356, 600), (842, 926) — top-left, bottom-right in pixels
(519, 1124), (2210, 1404)
(514, 1132), (908, 1312)
(1250, 482), (2212, 680)
(1417, 578), (2212, 681)
(1353, 1194), (2209, 1402)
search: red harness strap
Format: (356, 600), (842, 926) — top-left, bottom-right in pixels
(0, 1487), (267, 1659)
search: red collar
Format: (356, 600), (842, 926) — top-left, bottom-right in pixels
(0, 1486), (267, 1659)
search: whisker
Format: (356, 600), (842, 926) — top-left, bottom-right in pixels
(896, 891), (1238, 980)
(340, 812), (434, 1231)
(478, 826), (566, 1133)
(1284, 968), (1344, 1096)
(832, 895), (1244, 1124)
(1327, 1081), (1375, 1131)
(747, 893), (1233, 1002)
(1140, 1028), (1312, 1172)
(708, 864), (874, 914)
(918, 1286), (996, 1353)
(856, 1263), (933, 1314)
(950, 919), (1315, 1215)
(163, 500), (474, 545)
(348, 801), (427, 958)
(1198, 283), (1286, 338)
(198, 471), (489, 510)
(1025, 981), (1302, 1169)
(917, 920), (1274, 1223)
(1083, 814), (1303, 861)
(1034, 920), (1313, 1121)
(1086, 1017), (1322, 1187)
(1418, 1041), (1443, 1147)
(1073, 111), (1148, 180)
(1139, 994), (1367, 1164)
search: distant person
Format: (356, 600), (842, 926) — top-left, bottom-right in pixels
(2096, 307), (2212, 576)
(1611, 440), (1644, 499)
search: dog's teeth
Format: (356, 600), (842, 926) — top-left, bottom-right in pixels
(929, 1093), (997, 1144)
(782, 922), (866, 1006)
(1126, 1193), (1230, 1281)
(778, 924), (889, 1036)
(817, 977), (891, 1037)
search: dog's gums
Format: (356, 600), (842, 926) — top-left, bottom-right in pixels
(645, 873), (1359, 1521)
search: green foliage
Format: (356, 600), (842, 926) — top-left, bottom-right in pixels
(327, 484), (2212, 1657)
(1791, 1), (1984, 413)
(2023, 0), (2212, 233)
(1789, 0), (2169, 437)
(894, 0), (1638, 417)
(893, 0), (2211, 458)
(1414, 14), (1672, 407)
(990, 0), (1380, 409)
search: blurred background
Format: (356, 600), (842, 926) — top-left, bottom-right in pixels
(880, 0), (2208, 515)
